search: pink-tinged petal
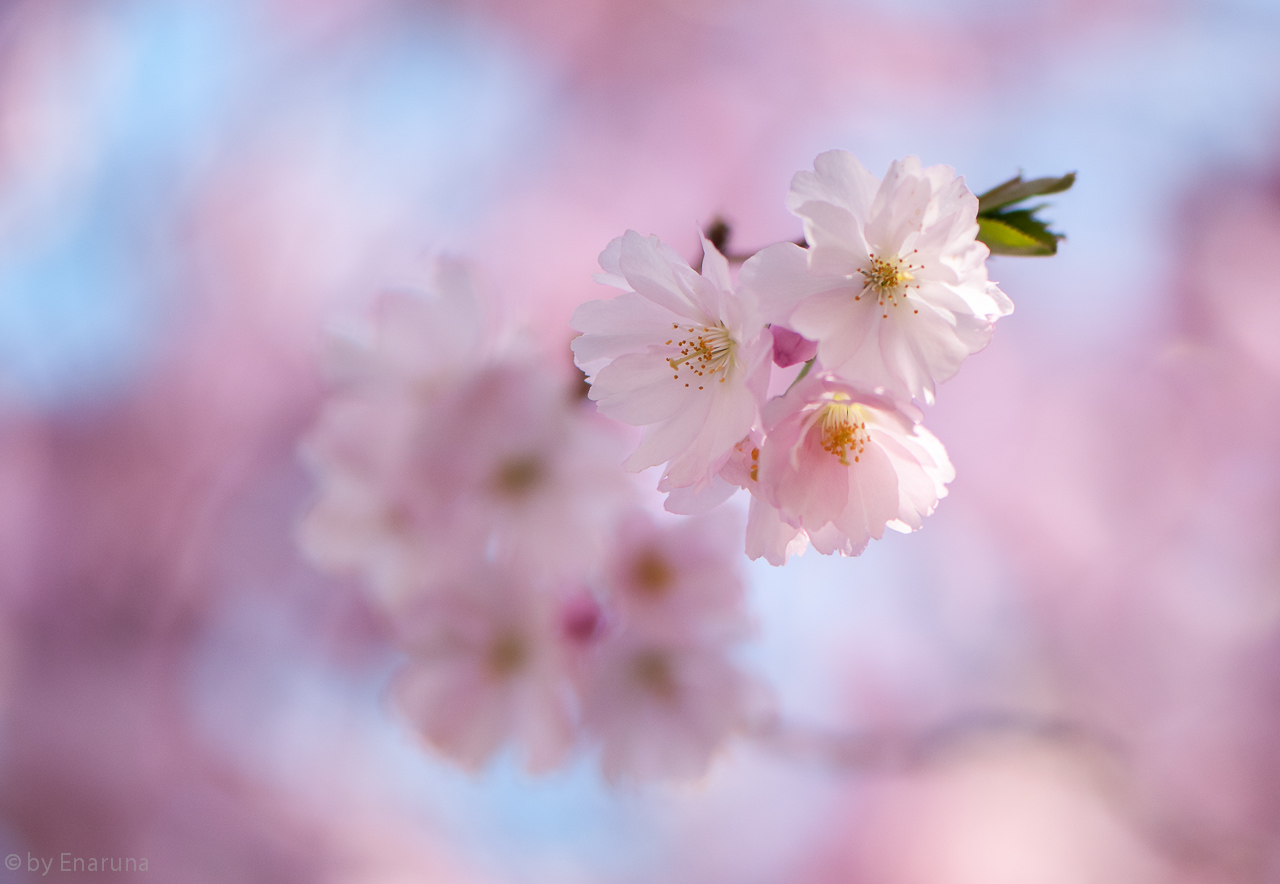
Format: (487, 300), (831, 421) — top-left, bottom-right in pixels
(591, 352), (696, 425)
(663, 475), (738, 515)
(617, 230), (705, 321)
(880, 302), (994, 403)
(739, 330), (775, 403)
(876, 444), (936, 531)
(985, 280), (1014, 316)
(752, 372), (952, 561)
(662, 380), (759, 488)
(807, 522), (857, 556)
(744, 494), (808, 565)
(763, 429), (849, 529)
(831, 437), (899, 547)
(770, 325), (818, 368)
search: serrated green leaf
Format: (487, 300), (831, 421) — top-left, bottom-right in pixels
(977, 172), (1076, 214)
(977, 216), (1058, 256)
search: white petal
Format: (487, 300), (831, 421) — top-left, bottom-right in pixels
(664, 475), (739, 515)
(738, 242), (841, 326)
(571, 293), (686, 375)
(625, 394), (716, 472)
(591, 352), (697, 425)
(787, 149), (879, 222)
(617, 230), (705, 321)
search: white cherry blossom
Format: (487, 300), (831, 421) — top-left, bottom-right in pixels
(745, 151), (1012, 405)
(571, 230), (778, 489)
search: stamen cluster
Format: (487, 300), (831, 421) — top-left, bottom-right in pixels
(667, 322), (735, 389)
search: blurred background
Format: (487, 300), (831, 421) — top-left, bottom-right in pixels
(3, 0), (1280, 881)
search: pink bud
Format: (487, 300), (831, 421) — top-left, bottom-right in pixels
(769, 325), (818, 367)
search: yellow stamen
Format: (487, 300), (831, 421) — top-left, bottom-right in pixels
(819, 399), (869, 466)
(492, 454), (545, 497)
(667, 323), (736, 388)
(858, 251), (921, 311)
(631, 548), (673, 597)
(486, 632), (528, 679)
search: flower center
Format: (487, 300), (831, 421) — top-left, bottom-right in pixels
(666, 322), (735, 391)
(857, 252), (922, 317)
(819, 399), (869, 466)
(631, 547), (674, 597)
(631, 648), (677, 701)
(491, 454), (546, 497)
(486, 631), (529, 679)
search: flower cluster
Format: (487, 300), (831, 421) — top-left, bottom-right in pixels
(573, 152), (1006, 563)
(298, 258), (759, 778)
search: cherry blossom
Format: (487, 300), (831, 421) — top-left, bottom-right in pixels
(323, 255), (492, 394)
(756, 372), (954, 556)
(299, 258), (629, 603)
(392, 567), (577, 772)
(746, 151), (1012, 404)
(601, 510), (749, 640)
(572, 508), (762, 779)
(571, 229), (777, 489)
(579, 627), (759, 781)
(300, 362), (628, 603)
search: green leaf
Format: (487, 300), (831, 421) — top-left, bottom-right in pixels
(977, 172), (1076, 214)
(977, 212), (1061, 256)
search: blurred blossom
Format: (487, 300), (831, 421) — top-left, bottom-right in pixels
(601, 510), (749, 643)
(580, 626), (759, 783)
(580, 509), (761, 781)
(393, 568), (578, 773)
(300, 259), (629, 603)
(2, 0), (1280, 881)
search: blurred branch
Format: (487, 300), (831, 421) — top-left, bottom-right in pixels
(696, 216), (805, 270)
(750, 709), (1268, 880)
(748, 707), (1113, 773)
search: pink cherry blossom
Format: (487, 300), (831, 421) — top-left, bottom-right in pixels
(756, 372), (954, 556)
(601, 510), (749, 640)
(570, 229), (777, 489)
(566, 508), (761, 779)
(579, 627), (759, 781)
(300, 361), (628, 602)
(392, 567), (577, 772)
(299, 259), (629, 602)
(745, 151), (1012, 404)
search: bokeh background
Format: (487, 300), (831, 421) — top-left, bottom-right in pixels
(3, 0), (1280, 881)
